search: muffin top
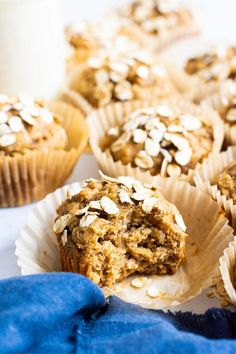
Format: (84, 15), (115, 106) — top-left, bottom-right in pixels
(216, 161), (236, 204)
(66, 19), (141, 65)
(54, 173), (187, 286)
(119, 0), (193, 36)
(185, 46), (236, 82)
(219, 94), (236, 126)
(71, 49), (175, 108)
(0, 94), (67, 155)
(102, 104), (213, 176)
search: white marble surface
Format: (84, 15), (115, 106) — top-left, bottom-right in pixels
(1, 0), (236, 313)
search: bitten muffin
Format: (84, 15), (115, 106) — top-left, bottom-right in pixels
(185, 46), (236, 83)
(69, 50), (176, 109)
(216, 161), (236, 204)
(0, 94), (67, 155)
(119, 0), (194, 38)
(101, 104), (213, 177)
(54, 174), (187, 287)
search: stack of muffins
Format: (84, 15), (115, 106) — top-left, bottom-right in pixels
(13, 0), (236, 308)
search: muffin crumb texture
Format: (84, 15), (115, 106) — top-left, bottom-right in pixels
(54, 173), (187, 287)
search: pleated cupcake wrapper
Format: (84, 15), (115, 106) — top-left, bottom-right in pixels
(15, 177), (234, 309)
(0, 101), (89, 207)
(201, 81), (236, 146)
(194, 146), (236, 231)
(88, 98), (224, 184)
(219, 238), (236, 306)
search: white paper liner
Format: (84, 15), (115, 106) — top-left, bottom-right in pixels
(202, 81), (236, 146)
(61, 87), (94, 117)
(194, 146), (236, 230)
(88, 97), (224, 184)
(15, 177), (234, 309)
(220, 238), (236, 306)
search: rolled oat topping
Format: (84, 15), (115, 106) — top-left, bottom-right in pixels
(119, 0), (193, 36)
(66, 19), (142, 65)
(0, 94), (67, 153)
(71, 49), (175, 108)
(103, 105), (213, 176)
(54, 172), (187, 287)
(185, 46), (236, 82)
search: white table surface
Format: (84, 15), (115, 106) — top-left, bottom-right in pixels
(1, 0), (236, 313)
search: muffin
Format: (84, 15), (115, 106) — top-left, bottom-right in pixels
(68, 49), (176, 110)
(66, 21), (104, 65)
(185, 46), (236, 83)
(101, 104), (214, 177)
(0, 94), (67, 154)
(53, 174), (187, 287)
(118, 0), (197, 50)
(216, 162), (236, 204)
(66, 19), (143, 67)
(0, 94), (88, 207)
(200, 81), (236, 146)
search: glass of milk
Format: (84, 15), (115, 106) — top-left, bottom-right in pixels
(0, 0), (66, 99)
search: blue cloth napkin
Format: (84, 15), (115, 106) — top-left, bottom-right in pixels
(0, 273), (236, 353)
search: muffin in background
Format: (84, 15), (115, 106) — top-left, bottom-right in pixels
(66, 19), (143, 68)
(117, 0), (198, 51)
(0, 94), (88, 207)
(66, 21), (104, 65)
(68, 49), (176, 110)
(101, 104), (214, 177)
(185, 46), (236, 83)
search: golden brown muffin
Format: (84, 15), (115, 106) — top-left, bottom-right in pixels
(119, 0), (193, 36)
(54, 174), (187, 287)
(185, 46), (236, 83)
(66, 22), (105, 65)
(70, 50), (176, 108)
(101, 104), (213, 177)
(0, 95), (89, 208)
(0, 94), (67, 156)
(216, 161), (236, 204)
(218, 94), (236, 126)
(66, 19), (142, 66)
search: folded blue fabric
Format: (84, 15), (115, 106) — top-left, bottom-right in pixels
(0, 273), (236, 353)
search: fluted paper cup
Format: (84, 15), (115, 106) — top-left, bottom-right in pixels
(220, 239), (236, 306)
(15, 177), (234, 309)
